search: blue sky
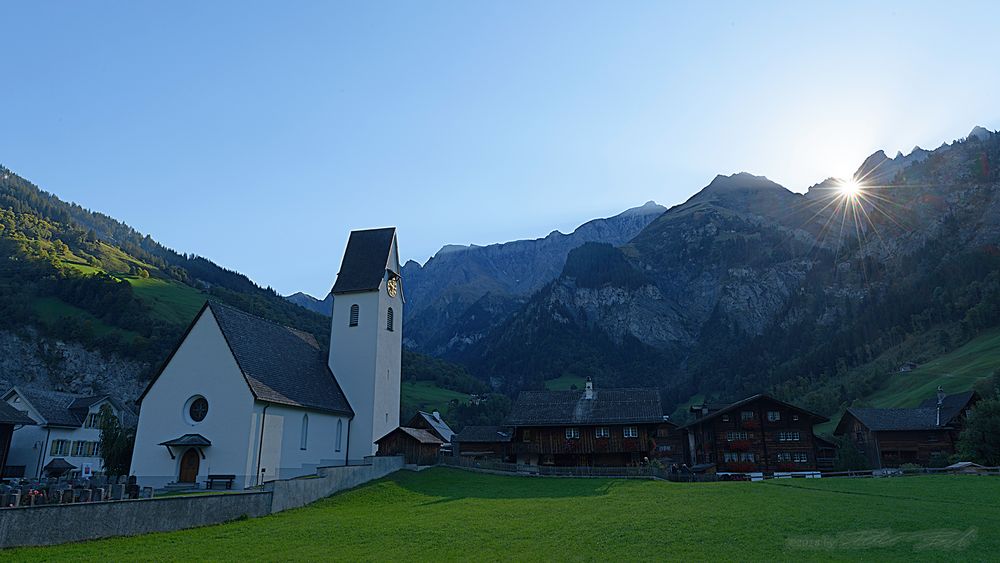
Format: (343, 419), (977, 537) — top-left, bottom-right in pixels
(2, 1), (999, 296)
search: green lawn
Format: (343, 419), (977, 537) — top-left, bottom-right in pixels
(816, 328), (1000, 435)
(125, 275), (206, 326)
(544, 374), (588, 391)
(9, 469), (997, 561)
(401, 381), (469, 415)
(31, 296), (141, 342)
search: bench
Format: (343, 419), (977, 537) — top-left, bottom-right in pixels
(206, 474), (236, 490)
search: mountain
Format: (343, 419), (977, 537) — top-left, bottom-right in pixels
(398, 201), (666, 355)
(0, 166), (477, 412)
(463, 126), (1000, 420)
(286, 291), (332, 315)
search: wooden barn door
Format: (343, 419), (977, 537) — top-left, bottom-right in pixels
(179, 448), (200, 483)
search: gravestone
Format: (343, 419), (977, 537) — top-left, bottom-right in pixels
(126, 484), (139, 499)
(79, 489), (92, 502)
(0, 493), (8, 507)
(140, 487), (154, 499)
(9, 492), (20, 507)
(62, 489), (74, 504)
(109, 484), (125, 500)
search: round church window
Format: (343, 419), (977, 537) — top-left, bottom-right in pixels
(188, 396), (208, 422)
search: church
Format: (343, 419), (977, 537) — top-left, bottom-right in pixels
(130, 228), (403, 489)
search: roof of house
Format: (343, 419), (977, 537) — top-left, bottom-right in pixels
(918, 390), (978, 424)
(453, 425), (513, 443)
(207, 302), (354, 416)
(43, 458), (77, 471)
(377, 426), (444, 445)
(835, 391), (978, 434)
(679, 394), (829, 429)
(0, 401), (36, 426)
(4, 387), (136, 428)
(331, 227), (397, 294)
(410, 411), (455, 443)
(506, 388), (667, 426)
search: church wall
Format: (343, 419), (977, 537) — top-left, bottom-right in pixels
(247, 402), (349, 484)
(373, 242), (402, 456)
(130, 309), (256, 489)
(330, 290), (381, 460)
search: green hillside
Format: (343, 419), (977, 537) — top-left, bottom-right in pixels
(12, 469), (999, 560)
(814, 328), (1000, 435)
(401, 381), (470, 415)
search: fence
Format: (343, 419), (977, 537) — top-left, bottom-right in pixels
(0, 455), (404, 549)
(439, 456), (718, 482)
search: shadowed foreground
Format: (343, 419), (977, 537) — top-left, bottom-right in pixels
(6, 468), (998, 561)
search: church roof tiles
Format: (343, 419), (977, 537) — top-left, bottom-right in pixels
(331, 227), (397, 294)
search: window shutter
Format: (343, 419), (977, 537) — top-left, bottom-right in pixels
(349, 304), (359, 327)
(387, 307), (394, 331)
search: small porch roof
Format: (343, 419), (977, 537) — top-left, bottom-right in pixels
(159, 433), (212, 447)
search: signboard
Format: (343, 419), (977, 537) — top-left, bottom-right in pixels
(82, 463), (93, 479)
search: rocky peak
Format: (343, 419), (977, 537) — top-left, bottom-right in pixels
(969, 125), (993, 141)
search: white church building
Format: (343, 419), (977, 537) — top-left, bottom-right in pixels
(130, 228), (403, 489)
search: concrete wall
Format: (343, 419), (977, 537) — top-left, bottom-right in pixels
(266, 455), (404, 513)
(0, 455), (405, 549)
(0, 491), (272, 548)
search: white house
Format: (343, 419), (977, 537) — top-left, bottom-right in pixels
(130, 227), (403, 489)
(2, 387), (135, 479)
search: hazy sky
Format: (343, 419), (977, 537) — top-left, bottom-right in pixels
(2, 2), (999, 296)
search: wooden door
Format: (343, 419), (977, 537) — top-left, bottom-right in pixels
(179, 448), (199, 483)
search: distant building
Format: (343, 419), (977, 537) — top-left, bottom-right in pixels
(504, 378), (681, 467)
(898, 362), (918, 373)
(681, 394), (829, 474)
(130, 228), (403, 489)
(2, 387), (135, 479)
(0, 402), (36, 479)
(375, 411), (455, 464)
(833, 389), (979, 468)
(452, 426), (513, 461)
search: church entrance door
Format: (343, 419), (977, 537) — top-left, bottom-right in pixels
(179, 448), (199, 483)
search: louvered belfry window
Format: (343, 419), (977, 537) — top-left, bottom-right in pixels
(387, 307), (394, 331)
(349, 304), (359, 327)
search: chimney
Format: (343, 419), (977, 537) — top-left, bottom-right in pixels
(584, 377), (594, 400)
(936, 386), (945, 427)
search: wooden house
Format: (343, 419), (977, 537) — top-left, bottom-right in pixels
(833, 389), (978, 468)
(505, 378), (681, 467)
(375, 427), (443, 465)
(680, 394), (828, 473)
(452, 426), (514, 461)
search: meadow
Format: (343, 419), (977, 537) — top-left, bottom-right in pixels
(8, 468), (997, 562)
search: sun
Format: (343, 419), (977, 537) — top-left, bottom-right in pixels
(837, 178), (864, 199)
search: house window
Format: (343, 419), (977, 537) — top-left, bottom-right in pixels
(84, 413), (104, 428)
(50, 440), (70, 456)
(721, 415), (730, 422)
(522, 429), (533, 442)
(349, 304), (359, 327)
(767, 411), (780, 422)
(335, 419), (343, 452)
(724, 452), (754, 462)
(300, 414), (309, 450)
(792, 414), (799, 421)
(855, 431), (864, 443)
(794, 452), (808, 464)
(778, 431), (801, 442)
(565, 427), (580, 439)
(623, 426), (638, 439)
(387, 307), (394, 331)
(726, 431), (750, 441)
(72, 441), (86, 456)
(595, 427), (610, 439)
(741, 411), (754, 421)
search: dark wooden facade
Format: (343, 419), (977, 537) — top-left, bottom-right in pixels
(512, 422), (682, 466)
(375, 427), (442, 465)
(682, 395), (828, 473)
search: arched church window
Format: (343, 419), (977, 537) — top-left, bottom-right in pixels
(336, 419), (343, 452)
(387, 307), (394, 331)
(349, 304), (359, 327)
(300, 414), (309, 450)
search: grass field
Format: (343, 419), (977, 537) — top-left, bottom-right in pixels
(815, 328), (1000, 435)
(9, 468), (997, 561)
(401, 381), (470, 415)
(31, 296), (141, 342)
(125, 275), (206, 326)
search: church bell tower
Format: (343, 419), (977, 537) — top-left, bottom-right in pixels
(328, 227), (402, 460)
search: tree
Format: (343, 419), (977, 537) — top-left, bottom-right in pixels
(972, 369), (999, 400)
(98, 404), (135, 476)
(832, 435), (870, 471)
(956, 399), (1000, 466)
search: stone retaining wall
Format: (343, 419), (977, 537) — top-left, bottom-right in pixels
(0, 455), (404, 549)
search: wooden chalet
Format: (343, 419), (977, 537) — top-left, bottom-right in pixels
(681, 394), (829, 473)
(505, 378), (682, 467)
(405, 411), (455, 449)
(375, 427), (443, 465)
(833, 389), (979, 468)
(452, 425), (514, 461)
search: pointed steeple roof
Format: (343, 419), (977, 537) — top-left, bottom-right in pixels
(331, 227), (397, 294)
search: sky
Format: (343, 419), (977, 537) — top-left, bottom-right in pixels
(2, 1), (999, 296)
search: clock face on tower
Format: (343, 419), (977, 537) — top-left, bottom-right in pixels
(386, 277), (398, 298)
